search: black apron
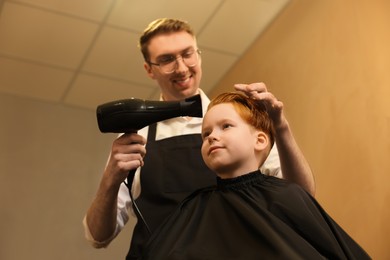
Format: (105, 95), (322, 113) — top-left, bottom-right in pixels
(126, 123), (215, 260)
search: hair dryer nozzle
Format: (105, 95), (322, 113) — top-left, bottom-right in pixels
(97, 94), (203, 133)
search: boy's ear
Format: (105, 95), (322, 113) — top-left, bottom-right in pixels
(255, 131), (269, 152)
(144, 62), (156, 79)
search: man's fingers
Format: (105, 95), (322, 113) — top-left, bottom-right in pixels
(234, 82), (267, 94)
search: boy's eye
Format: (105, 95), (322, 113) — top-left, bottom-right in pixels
(222, 123), (232, 129)
(201, 131), (210, 140)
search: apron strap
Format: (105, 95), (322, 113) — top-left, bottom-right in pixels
(147, 123), (157, 141)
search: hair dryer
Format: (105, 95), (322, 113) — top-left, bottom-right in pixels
(96, 94), (203, 133)
(96, 94), (202, 234)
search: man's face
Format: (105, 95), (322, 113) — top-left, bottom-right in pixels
(144, 31), (202, 101)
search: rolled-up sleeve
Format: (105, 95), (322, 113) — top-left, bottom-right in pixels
(260, 144), (282, 178)
(83, 182), (134, 248)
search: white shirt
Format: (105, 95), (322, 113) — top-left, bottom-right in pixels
(83, 89), (282, 247)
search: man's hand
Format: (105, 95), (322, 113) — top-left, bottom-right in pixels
(104, 133), (147, 188)
(234, 82), (285, 129)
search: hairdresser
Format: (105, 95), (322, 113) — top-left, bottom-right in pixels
(83, 18), (315, 259)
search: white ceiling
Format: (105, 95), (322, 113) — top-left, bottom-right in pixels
(0, 0), (289, 110)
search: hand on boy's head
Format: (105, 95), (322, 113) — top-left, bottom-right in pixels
(234, 82), (284, 128)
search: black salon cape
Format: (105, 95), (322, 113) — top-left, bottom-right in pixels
(140, 171), (370, 260)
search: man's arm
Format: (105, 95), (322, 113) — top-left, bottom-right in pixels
(235, 83), (315, 196)
(85, 176), (121, 247)
(84, 133), (146, 246)
(273, 116), (315, 195)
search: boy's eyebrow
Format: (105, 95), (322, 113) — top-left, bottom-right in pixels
(202, 118), (235, 130)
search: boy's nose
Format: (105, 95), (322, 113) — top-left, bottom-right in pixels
(208, 133), (218, 143)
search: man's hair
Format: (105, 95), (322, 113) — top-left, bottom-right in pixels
(139, 18), (195, 61)
(208, 92), (275, 146)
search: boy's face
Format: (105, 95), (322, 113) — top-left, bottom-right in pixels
(201, 103), (268, 178)
(144, 31), (202, 101)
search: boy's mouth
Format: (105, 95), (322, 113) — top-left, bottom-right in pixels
(208, 146), (223, 155)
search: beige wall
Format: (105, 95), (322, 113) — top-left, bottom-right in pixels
(0, 94), (136, 259)
(210, 0), (390, 258)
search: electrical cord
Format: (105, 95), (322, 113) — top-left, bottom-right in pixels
(124, 169), (151, 236)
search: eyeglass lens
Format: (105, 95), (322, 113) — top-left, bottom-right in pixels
(162, 51), (199, 73)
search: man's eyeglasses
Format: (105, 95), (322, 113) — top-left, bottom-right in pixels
(148, 49), (201, 74)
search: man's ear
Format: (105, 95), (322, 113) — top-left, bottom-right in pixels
(144, 62), (156, 79)
(255, 131), (269, 152)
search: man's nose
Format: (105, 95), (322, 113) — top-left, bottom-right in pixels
(174, 56), (188, 73)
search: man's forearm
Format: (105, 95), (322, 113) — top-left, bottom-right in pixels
(275, 120), (316, 196)
(86, 179), (120, 244)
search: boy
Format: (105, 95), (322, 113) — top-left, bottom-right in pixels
(140, 92), (370, 259)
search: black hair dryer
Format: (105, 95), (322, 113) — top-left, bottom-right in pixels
(96, 94), (202, 234)
(96, 94), (203, 133)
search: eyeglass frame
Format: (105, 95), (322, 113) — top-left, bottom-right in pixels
(146, 48), (201, 74)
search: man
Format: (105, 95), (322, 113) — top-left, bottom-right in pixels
(83, 18), (315, 259)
